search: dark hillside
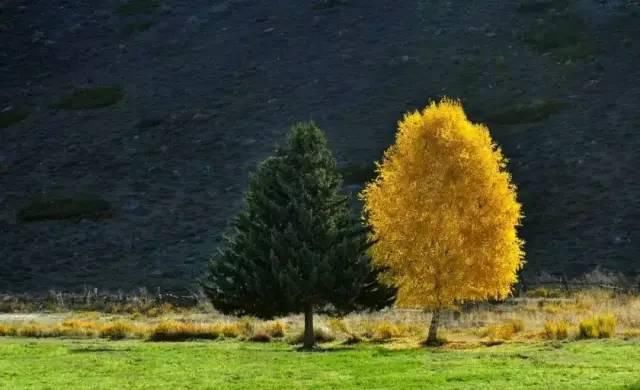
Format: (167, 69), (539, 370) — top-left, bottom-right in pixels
(1, 0), (639, 291)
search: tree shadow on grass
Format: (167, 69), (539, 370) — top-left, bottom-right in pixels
(68, 347), (132, 353)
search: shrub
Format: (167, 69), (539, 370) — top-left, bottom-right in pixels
(520, 12), (596, 60)
(116, 0), (159, 16)
(343, 334), (364, 345)
(148, 321), (219, 342)
(287, 326), (335, 345)
(99, 321), (134, 340)
(59, 319), (102, 337)
(236, 318), (256, 337)
(248, 331), (272, 343)
(595, 314), (617, 338)
(54, 86), (123, 110)
(484, 99), (565, 125)
(18, 197), (112, 222)
(543, 320), (570, 340)
(1, 321), (104, 338)
(371, 322), (401, 342)
(145, 303), (175, 317)
(326, 318), (364, 343)
(121, 21), (154, 36)
(508, 319), (525, 333)
(326, 318), (349, 334)
(313, 326), (336, 343)
(262, 321), (286, 338)
(484, 319), (525, 341)
(526, 287), (563, 298)
(17, 323), (49, 338)
(517, 0), (569, 14)
(0, 108), (29, 128)
(218, 322), (243, 338)
(0, 323), (14, 336)
(579, 314), (616, 339)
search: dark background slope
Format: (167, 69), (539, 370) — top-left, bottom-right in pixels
(1, 0), (639, 292)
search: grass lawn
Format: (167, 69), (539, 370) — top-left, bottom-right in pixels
(1, 338), (639, 389)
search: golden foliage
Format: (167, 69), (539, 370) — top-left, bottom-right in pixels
(362, 99), (524, 310)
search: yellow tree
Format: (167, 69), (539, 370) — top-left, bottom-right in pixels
(361, 99), (524, 345)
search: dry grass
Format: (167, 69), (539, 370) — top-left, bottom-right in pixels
(256, 320), (287, 339)
(579, 314), (617, 339)
(543, 320), (570, 340)
(149, 321), (221, 341)
(286, 325), (336, 345)
(480, 319), (526, 341)
(1, 290), (639, 346)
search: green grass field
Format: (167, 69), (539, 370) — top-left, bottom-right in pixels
(1, 339), (639, 389)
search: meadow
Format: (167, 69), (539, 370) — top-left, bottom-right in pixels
(1, 339), (639, 389)
(1, 289), (640, 388)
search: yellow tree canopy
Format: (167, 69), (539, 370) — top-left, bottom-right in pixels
(362, 99), (524, 310)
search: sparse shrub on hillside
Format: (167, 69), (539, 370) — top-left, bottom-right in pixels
(362, 99), (524, 345)
(484, 99), (565, 125)
(579, 314), (617, 339)
(18, 197), (112, 222)
(116, 0), (159, 16)
(203, 122), (396, 350)
(53, 86), (123, 110)
(520, 12), (597, 60)
(312, 0), (349, 10)
(516, 0), (569, 14)
(0, 107), (29, 128)
(121, 21), (154, 36)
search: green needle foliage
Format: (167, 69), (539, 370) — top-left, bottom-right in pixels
(203, 122), (395, 350)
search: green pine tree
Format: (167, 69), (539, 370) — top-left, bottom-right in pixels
(203, 122), (395, 350)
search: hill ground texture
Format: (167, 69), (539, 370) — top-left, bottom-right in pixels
(1, 0), (639, 292)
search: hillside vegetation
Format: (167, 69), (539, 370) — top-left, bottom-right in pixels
(1, 0), (639, 291)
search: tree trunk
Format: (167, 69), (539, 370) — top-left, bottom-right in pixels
(303, 303), (315, 350)
(425, 309), (440, 346)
